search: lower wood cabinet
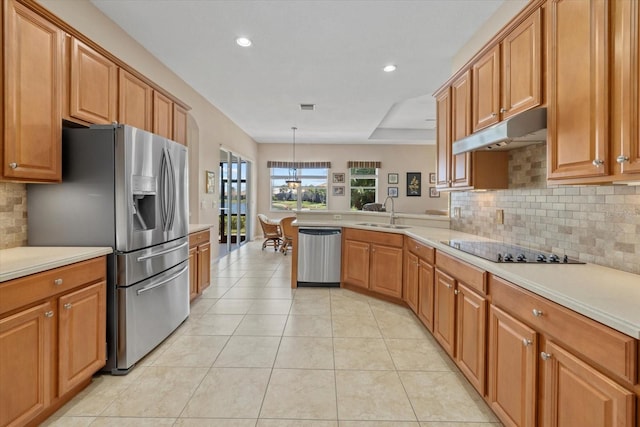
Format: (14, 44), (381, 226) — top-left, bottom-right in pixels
(0, 257), (106, 427)
(434, 268), (457, 355)
(189, 229), (211, 301)
(417, 259), (435, 331)
(455, 282), (487, 393)
(403, 252), (419, 312)
(342, 229), (403, 299)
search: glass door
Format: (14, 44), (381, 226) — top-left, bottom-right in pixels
(219, 149), (251, 256)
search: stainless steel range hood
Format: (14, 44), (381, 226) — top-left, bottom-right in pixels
(452, 108), (547, 155)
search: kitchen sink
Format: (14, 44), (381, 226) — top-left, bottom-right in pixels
(356, 223), (411, 229)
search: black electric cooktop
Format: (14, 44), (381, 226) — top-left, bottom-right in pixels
(442, 240), (584, 264)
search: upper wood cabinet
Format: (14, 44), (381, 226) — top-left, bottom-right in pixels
(3, 0), (63, 182)
(118, 69), (153, 131)
(451, 71), (472, 188)
(173, 103), (188, 145)
(153, 91), (173, 140)
(435, 87), (452, 189)
(472, 45), (501, 132)
(68, 37), (118, 125)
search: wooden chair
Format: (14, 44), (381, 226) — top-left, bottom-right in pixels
(279, 216), (296, 255)
(258, 214), (282, 251)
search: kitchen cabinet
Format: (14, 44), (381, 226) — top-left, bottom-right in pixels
(173, 103), (188, 145)
(67, 37), (118, 125)
(417, 259), (435, 332)
(0, 256), (106, 427)
(488, 305), (537, 427)
(118, 69), (153, 131)
(342, 229), (403, 299)
(489, 274), (637, 427)
(189, 229), (211, 301)
(153, 91), (173, 140)
(435, 87), (452, 189)
(403, 237), (435, 316)
(472, 8), (542, 131)
(451, 71), (472, 188)
(434, 251), (488, 394)
(3, 0), (63, 182)
(403, 252), (419, 312)
(547, 0), (609, 180)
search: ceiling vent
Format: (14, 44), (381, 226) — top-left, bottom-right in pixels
(300, 104), (315, 111)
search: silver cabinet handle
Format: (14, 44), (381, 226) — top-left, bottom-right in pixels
(491, 112), (497, 117)
(444, 283), (452, 289)
(500, 108), (507, 113)
(616, 155), (629, 164)
(63, 303), (72, 310)
(54, 278), (63, 286)
(9, 162), (18, 169)
(454, 289), (460, 295)
(541, 352), (552, 361)
(532, 309), (543, 317)
(592, 158), (604, 167)
(44, 311), (54, 318)
(522, 338), (533, 346)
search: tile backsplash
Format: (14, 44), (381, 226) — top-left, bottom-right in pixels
(0, 182), (27, 249)
(451, 144), (640, 275)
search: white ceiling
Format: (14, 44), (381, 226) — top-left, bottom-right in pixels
(91, 0), (505, 145)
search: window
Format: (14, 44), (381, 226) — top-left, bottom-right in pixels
(270, 167), (328, 211)
(349, 167), (378, 210)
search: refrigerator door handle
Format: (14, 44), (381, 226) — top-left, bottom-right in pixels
(166, 147), (176, 230)
(160, 148), (171, 231)
(136, 265), (188, 295)
(136, 241), (189, 261)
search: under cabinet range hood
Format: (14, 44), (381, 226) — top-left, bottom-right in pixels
(452, 108), (547, 155)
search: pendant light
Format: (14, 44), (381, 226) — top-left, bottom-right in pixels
(286, 126), (302, 189)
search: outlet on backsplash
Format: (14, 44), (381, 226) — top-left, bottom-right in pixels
(453, 207), (461, 218)
(496, 209), (504, 225)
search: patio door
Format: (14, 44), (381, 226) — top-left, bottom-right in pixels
(219, 149), (251, 255)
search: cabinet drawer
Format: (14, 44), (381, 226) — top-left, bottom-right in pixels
(406, 237), (435, 264)
(343, 228), (403, 247)
(489, 274), (637, 385)
(189, 229), (210, 248)
(435, 251), (486, 294)
(0, 257), (106, 317)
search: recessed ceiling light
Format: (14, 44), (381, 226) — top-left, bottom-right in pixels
(383, 64), (397, 73)
(236, 37), (252, 47)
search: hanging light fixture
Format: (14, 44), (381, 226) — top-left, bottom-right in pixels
(286, 126), (302, 189)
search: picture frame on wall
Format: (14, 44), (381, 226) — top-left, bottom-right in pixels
(332, 172), (345, 184)
(387, 187), (398, 198)
(388, 173), (399, 184)
(406, 172), (421, 196)
(429, 186), (440, 198)
(332, 186), (345, 196)
(205, 170), (215, 194)
(429, 172), (436, 184)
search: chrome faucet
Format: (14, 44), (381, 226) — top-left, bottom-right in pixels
(383, 196), (396, 225)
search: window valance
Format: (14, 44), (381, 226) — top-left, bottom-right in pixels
(347, 161), (381, 168)
(267, 161), (331, 169)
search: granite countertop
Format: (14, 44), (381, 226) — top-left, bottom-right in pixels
(189, 224), (214, 234)
(0, 246), (113, 283)
(295, 219), (640, 339)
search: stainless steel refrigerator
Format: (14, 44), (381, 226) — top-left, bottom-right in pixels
(28, 124), (189, 374)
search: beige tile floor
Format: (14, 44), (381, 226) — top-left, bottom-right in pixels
(45, 241), (502, 427)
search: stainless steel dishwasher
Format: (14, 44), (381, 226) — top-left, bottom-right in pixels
(297, 227), (342, 287)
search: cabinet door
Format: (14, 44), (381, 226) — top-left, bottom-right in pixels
(342, 240), (370, 290)
(435, 87), (451, 189)
(173, 104), (188, 145)
(197, 242), (211, 293)
(472, 44), (501, 131)
(547, 0), (609, 180)
(433, 269), (456, 356)
(58, 281), (106, 395)
(403, 252), (419, 312)
(69, 37), (118, 124)
(488, 305), (537, 427)
(4, 0), (62, 182)
(188, 246), (198, 301)
(540, 341), (635, 427)
(370, 244), (403, 299)
(153, 91), (173, 139)
(502, 8), (542, 119)
(451, 70), (472, 188)
(417, 259), (434, 331)
(0, 301), (54, 427)
(118, 69), (152, 131)
(455, 282), (487, 394)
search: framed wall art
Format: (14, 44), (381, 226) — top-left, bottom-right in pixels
(205, 170), (215, 194)
(406, 172), (421, 196)
(332, 186), (345, 196)
(332, 172), (345, 184)
(388, 173), (399, 184)
(429, 187), (440, 198)
(387, 187), (398, 198)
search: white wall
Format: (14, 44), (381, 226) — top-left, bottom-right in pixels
(257, 143), (449, 221)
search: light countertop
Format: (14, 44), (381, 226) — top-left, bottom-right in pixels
(295, 219), (640, 339)
(0, 246), (113, 283)
(189, 224), (214, 234)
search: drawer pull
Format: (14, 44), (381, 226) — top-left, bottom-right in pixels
(540, 351), (552, 361)
(44, 311), (54, 318)
(9, 162), (18, 169)
(445, 283), (452, 289)
(63, 303), (72, 310)
(532, 309), (543, 317)
(54, 278), (63, 286)
(522, 338), (533, 347)
(454, 289), (460, 295)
